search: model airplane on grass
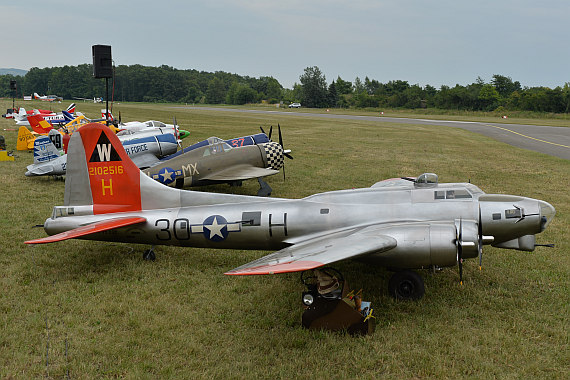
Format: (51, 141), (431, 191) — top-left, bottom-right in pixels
(25, 126), (179, 176)
(73, 96), (103, 103)
(25, 123), (556, 300)
(34, 92), (63, 102)
(18, 112), (84, 152)
(12, 103), (76, 126)
(143, 126), (292, 196)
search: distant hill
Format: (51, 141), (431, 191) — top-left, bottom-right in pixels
(0, 68), (27, 76)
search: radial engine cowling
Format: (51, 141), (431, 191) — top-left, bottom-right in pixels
(364, 221), (479, 269)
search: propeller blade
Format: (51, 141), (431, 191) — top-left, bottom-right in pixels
(174, 116), (182, 149)
(260, 125), (273, 140)
(478, 207), (483, 270)
(457, 219), (463, 285)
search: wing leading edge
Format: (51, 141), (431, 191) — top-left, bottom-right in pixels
(25, 216), (147, 244)
(225, 225), (398, 275)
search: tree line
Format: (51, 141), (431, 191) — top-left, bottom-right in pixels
(1, 64), (569, 113)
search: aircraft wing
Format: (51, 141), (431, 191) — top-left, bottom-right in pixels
(25, 217), (147, 244)
(202, 164), (279, 181)
(130, 153), (160, 169)
(225, 225), (398, 275)
(26, 164), (55, 176)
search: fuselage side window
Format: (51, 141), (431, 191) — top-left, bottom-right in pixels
(434, 189), (472, 200)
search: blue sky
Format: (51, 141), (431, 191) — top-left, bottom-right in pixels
(2, 1), (568, 89)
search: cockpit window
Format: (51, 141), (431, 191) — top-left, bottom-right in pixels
(434, 189), (472, 200)
(415, 173), (438, 187)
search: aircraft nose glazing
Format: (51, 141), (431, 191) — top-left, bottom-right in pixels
(538, 200), (556, 231)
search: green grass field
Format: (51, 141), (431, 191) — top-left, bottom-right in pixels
(1, 100), (568, 379)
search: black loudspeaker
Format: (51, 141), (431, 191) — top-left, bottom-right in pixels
(9, 80), (16, 90)
(92, 45), (113, 78)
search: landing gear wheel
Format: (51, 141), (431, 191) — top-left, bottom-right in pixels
(143, 249), (156, 261)
(388, 270), (425, 300)
(257, 178), (272, 197)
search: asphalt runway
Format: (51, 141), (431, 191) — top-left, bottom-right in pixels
(175, 106), (570, 160)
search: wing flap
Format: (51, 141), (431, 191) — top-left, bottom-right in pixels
(25, 216), (147, 244)
(202, 165), (279, 181)
(225, 225), (397, 275)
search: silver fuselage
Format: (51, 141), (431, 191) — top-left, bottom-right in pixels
(42, 180), (554, 269)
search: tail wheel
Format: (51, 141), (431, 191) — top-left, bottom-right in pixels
(388, 270), (425, 300)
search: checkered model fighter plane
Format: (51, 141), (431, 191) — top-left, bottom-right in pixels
(25, 123), (556, 300)
(144, 126), (292, 196)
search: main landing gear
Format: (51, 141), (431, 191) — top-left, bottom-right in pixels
(257, 178), (272, 197)
(387, 270), (425, 300)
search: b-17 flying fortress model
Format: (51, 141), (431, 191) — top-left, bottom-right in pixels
(25, 123), (556, 300)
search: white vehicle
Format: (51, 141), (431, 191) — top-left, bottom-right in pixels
(288, 102), (301, 108)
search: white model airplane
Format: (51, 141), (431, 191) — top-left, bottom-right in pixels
(34, 92), (63, 102)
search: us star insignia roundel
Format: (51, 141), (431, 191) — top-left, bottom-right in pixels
(190, 215), (242, 242)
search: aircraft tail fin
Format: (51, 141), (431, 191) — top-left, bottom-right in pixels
(62, 110), (75, 123)
(17, 126), (35, 150)
(32, 135), (60, 165)
(27, 114), (54, 134)
(101, 109), (114, 121)
(64, 123), (251, 215)
(64, 123), (146, 213)
(34, 93), (40, 99)
(66, 103), (76, 113)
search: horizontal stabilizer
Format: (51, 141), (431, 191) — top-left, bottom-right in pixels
(25, 216), (146, 244)
(26, 164), (55, 176)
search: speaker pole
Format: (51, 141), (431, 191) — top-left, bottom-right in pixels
(10, 80), (16, 112)
(105, 77), (109, 126)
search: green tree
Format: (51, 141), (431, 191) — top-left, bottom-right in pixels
(353, 77), (365, 93)
(299, 66), (328, 108)
(327, 80), (338, 107)
(335, 76), (352, 95)
(478, 84), (500, 110)
(205, 76), (226, 104)
(492, 74), (521, 98)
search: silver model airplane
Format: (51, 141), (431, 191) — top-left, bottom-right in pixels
(25, 123), (556, 300)
(143, 127), (292, 196)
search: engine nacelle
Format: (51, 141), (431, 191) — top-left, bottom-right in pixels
(363, 221), (479, 269)
(493, 234), (535, 251)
